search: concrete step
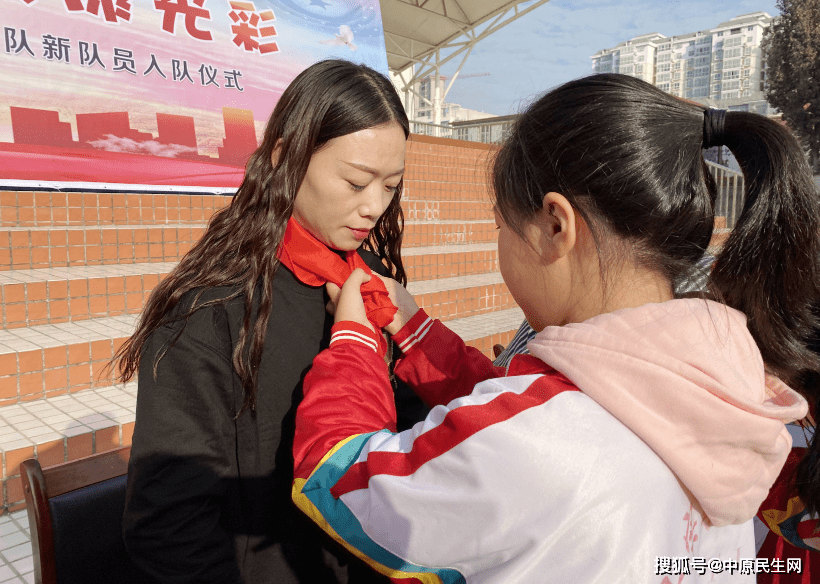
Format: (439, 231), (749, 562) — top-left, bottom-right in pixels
(0, 221), (497, 270)
(0, 191), (231, 228)
(401, 220), (497, 247)
(0, 263), (175, 330)
(0, 382), (137, 513)
(0, 307), (523, 514)
(0, 247), (501, 331)
(402, 199), (493, 222)
(408, 273), (515, 322)
(403, 182), (491, 202)
(0, 271), (514, 404)
(403, 243), (498, 281)
(0, 189), (495, 226)
(0, 315), (136, 405)
(0, 225), (206, 271)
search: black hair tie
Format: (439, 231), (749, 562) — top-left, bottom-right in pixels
(703, 108), (727, 149)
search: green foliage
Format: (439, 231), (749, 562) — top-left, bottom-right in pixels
(762, 0), (820, 168)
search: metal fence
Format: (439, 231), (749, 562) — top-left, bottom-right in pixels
(410, 121), (454, 139)
(705, 161), (745, 228)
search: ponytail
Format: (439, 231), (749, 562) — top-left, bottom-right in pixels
(709, 110), (820, 512)
(710, 111), (820, 383)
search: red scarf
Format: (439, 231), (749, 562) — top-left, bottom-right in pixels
(277, 217), (397, 357)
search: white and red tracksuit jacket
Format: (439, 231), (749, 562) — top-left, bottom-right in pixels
(292, 299), (808, 583)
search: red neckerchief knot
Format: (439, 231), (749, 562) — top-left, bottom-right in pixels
(277, 217), (397, 357)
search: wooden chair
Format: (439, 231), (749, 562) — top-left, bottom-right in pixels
(20, 446), (146, 584)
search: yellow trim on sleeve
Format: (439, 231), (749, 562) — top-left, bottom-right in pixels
(293, 434), (446, 584)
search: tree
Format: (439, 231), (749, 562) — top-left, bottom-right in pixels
(762, 0), (820, 170)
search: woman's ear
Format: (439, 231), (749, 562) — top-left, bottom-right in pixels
(536, 192), (577, 259)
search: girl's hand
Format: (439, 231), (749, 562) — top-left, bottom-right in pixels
(372, 273), (421, 336)
(325, 269), (374, 332)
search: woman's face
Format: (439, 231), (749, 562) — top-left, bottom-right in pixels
(292, 122), (406, 251)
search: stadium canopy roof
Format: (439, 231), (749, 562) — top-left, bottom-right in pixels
(380, 0), (552, 92)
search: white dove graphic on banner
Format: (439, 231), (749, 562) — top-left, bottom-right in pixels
(320, 25), (357, 51)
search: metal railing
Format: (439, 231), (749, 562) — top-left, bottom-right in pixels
(410, 121), (454, 139)
(706, 161), (745, 228)
(410, 119), (513, 144)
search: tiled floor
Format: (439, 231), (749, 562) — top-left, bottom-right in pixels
(0, 511), (32, 584)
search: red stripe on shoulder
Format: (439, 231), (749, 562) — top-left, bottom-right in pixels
(506, 354), (560, 377)
(330, 370), (579, 498)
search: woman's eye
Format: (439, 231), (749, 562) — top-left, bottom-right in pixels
(386, 185), (399, 194)
(348, 182), (366, 192)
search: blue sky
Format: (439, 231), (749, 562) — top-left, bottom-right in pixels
(436, 0), (780, 115)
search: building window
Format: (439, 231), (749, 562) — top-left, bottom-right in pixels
(730, 28), (741, 34)
(717, 32), (724, 37)
(747, 26), (754, 31)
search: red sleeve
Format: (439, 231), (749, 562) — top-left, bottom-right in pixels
(757, 446), (820, 556)
(391, 309), (507, 407)
(293, 321), (397, 481)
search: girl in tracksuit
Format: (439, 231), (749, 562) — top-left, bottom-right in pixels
(291, 74), (820, 583)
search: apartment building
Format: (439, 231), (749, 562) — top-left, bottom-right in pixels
(590, 12), (773, 115)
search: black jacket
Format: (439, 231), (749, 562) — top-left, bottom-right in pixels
(123, 250), (425, 583)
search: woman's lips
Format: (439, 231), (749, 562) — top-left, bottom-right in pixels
(348, 227), (370, 240)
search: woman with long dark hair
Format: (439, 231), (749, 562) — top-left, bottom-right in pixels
(116, 59), (410, 583)
(289, 73), (820, 582)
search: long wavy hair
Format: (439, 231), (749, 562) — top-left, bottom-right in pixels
(114, 59), (409, 413)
